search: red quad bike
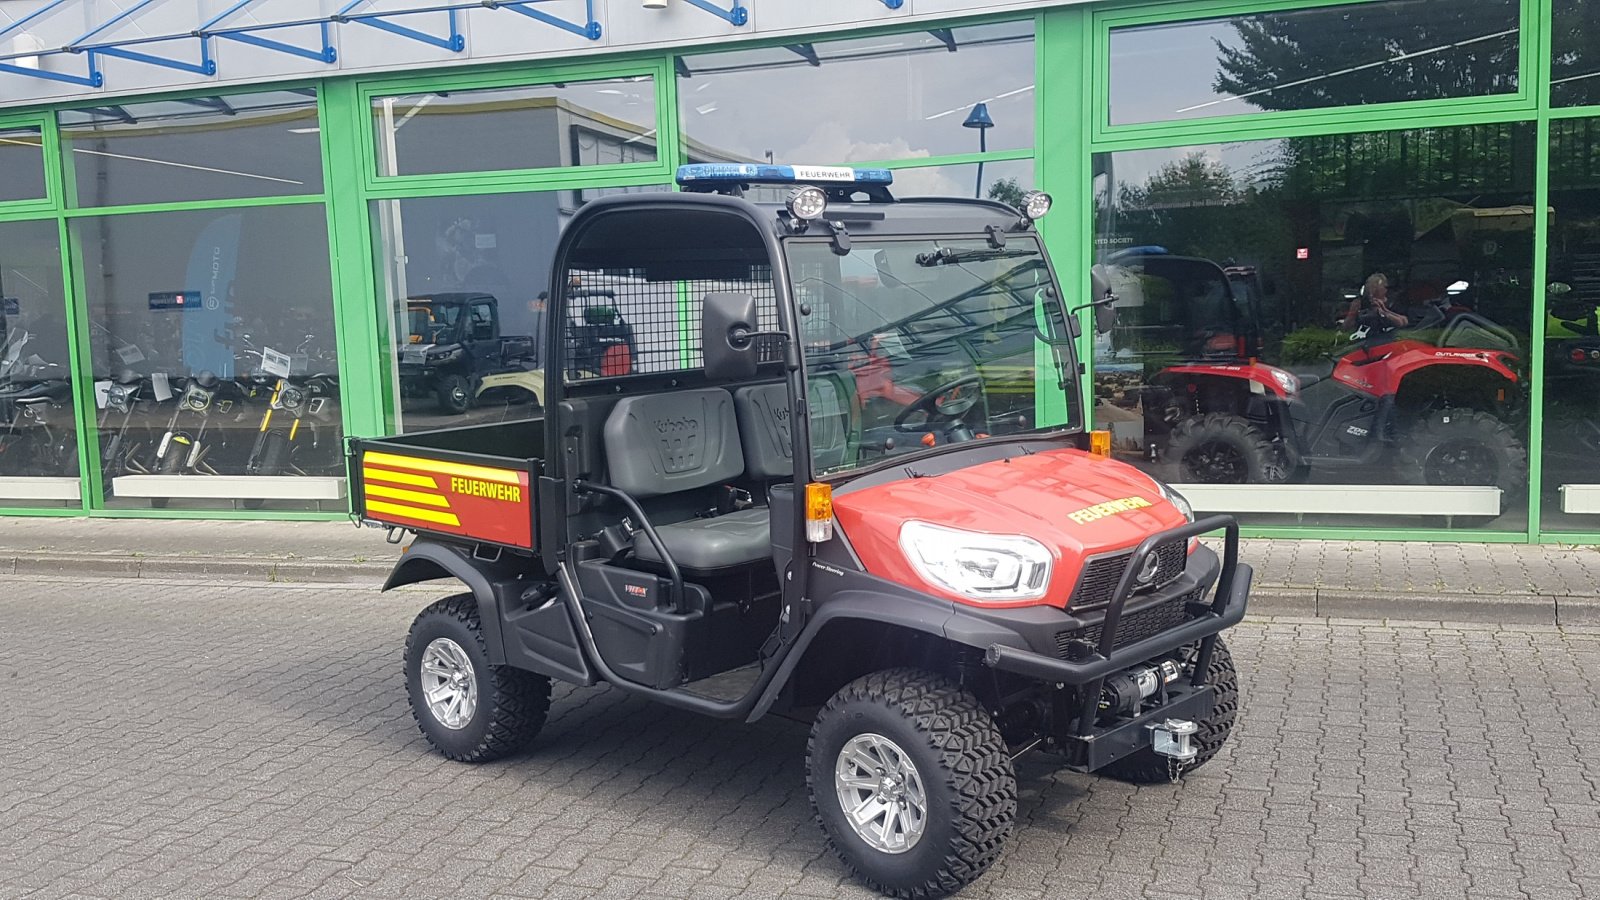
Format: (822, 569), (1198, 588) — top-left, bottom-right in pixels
(351, 165), (1254, 899)
(1148, 280), (1528, 495)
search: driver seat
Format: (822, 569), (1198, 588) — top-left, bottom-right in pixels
(603, 388), (770, 573)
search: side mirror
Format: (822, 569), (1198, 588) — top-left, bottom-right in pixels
(1095, 299), (1118, 334)
(702, 291), (759, 381)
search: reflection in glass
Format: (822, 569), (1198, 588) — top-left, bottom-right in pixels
(678, 22), (1033, 165)
(58, 91), (323, 207)
(0, 220), (78, 507)
(1109, 0), (1520, 126)
(72, 205), (342, 510)
(1552, 0), (1600, 107)
(1092, 122), (1535, 530)
(791, 236), (1076, 475)
(373, 77), (657, 177)
(372, 187), (670, 433)
(1541, 118), (1600, 531)
(0, 126), (46, 203)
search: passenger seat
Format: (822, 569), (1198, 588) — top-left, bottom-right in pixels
(602, 388), (770, 573)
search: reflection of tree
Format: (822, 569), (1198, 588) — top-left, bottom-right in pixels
(1211, 0), (1518, 113)
(1552, 0), (1600, 106)
(986, 177), (1025, 210)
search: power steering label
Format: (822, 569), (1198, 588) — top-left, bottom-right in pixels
(361, 450), (533, 548)
(1067, 495), (1153, 526)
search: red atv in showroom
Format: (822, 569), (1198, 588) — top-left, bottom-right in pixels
(1145, 280), (1527, 493)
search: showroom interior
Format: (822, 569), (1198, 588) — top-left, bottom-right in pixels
(0, 0), (1596, 544)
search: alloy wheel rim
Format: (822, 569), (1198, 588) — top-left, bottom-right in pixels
(1185, 441), (1247, 483)
(834, 733), (928, 854)
(420, 637), (478, 730)
(1425, 439), (1499, 486)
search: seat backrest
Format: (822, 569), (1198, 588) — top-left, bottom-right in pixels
(603, 388), (743, 498)
(733, 383), (793, 480)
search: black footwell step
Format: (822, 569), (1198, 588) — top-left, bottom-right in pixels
(681, 663), (762, 702)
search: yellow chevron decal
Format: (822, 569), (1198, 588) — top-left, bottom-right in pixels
(362, 466), (438, 489)
(366, 499), (461, 527)
(363, 450), (521, 485)
(366, 483), (452, 508)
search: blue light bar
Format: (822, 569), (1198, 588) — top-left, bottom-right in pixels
(675, 163), (894, 187)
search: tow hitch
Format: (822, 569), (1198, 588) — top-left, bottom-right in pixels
(1149, 718), (1200, 761)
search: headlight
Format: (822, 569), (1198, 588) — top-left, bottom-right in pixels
(898, 521), (1052, 602)
(1020, 190), (1052, 220)
(786, 185), (828, 221)
(277, 385), (306, 413)
(425, 347), (462, 364)
(1152, 479), (1195, 523)
(106, 385), (131, 412)
(1267, 366), (1299, 395)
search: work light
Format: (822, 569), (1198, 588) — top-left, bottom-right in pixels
(1020, 190), (1052, 221)
(786, 185), (828, 222)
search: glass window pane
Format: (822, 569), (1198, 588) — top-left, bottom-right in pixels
(678, 21), (1034, 165)
(0, 219), (79, 507)
(371, 185), (669, 433)
(1553, 0), (1600, 107)
(1109, 0), (1521, 126)
(372, 76), (658, 177)
(1092, 122), (1535, 532)
(1542, 118), (1600, 532)
(58, 91), (323, 207)
(72, 205), (343, 510)
(0, 126), (46, 203)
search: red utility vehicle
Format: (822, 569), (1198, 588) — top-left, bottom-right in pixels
(351, 165), (1253, 898)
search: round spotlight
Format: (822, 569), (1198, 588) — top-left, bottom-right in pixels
(786, 185), (828, 222)
(1020, 190), (1052, 220)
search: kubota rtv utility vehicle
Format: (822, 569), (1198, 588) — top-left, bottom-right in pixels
(351, 165), (1253, 899)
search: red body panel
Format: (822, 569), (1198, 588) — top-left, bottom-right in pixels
(1161, 362), (1290, 398)
(1330, 340), (1519, 397)
(832, 448), (1189, 609)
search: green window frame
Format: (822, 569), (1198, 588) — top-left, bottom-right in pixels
(0, 111), (61, 216)
(355, 58), (677, 196)
(1091, 0), (1542, 148)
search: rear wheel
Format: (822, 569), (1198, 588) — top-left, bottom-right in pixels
(151, 441), (186, 508)
(405, 595), (551, 763)
(1398, 409), (1527, 496)
(1100, 639), (1239, 784)
(808, 668), (1016, 899)
(1165, 413), (1287, 484)
(242, 433), (289, 510)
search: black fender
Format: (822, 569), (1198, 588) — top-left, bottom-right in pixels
(745, 567), (1045, 722)
(382, 539), (533, 666)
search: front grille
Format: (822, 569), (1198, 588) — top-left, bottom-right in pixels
(1055, 588), (1202, 656)
(1069, 541), (1188, 611)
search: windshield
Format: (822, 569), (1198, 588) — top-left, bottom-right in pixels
(788, 236), (1078, 476)
(403, 301), (464, 345)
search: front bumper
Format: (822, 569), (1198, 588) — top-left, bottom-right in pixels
(980, 515), (1251, 685)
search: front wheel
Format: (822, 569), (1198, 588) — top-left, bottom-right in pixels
(404, 595), (551, 763)
(436, 374), (472, 415)
(1100, 638), (1239, 784)
(1165, 413), (1288, 484)
(808, 668), (1017, 899)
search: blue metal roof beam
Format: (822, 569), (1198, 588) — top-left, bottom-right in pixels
(0, 0), (101, 86)
(483, 1), (602, 42)
(65, 0), (216, 77)
(198, 0), (338, 65)
(336, 1), (465, 52)
(681, 0), (748, 27)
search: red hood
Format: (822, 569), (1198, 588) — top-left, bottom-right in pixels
(832, 448), (1188, 609)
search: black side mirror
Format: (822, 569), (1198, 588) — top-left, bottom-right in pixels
(702, 292), (759, 381)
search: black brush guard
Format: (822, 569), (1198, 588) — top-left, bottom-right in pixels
(982, 514), (1250, 712)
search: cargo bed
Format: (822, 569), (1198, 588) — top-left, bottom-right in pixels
(348, 418), (543, 551)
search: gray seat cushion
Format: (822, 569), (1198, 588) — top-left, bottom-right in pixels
(633, 508), (772, 572)
(604, 388), (744, 498)
(734, 383), (794, 480)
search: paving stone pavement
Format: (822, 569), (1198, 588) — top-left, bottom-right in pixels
(4, 574), (1600, 899)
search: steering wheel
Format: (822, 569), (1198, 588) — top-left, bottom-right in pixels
(893, 375), (984, 434)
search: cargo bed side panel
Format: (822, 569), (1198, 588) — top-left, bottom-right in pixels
(357, 447), (536, 549)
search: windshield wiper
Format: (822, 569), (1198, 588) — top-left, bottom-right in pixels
(914, 247), (1035, 267)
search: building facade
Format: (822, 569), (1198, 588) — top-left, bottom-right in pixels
(0, 0), (1595, 543)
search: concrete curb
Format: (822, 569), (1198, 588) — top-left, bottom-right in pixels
(1, 554), (1591, 625)
(2, 554), (394, 584)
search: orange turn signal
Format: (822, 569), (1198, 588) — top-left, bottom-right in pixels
(1090, 429), (1112, 458)
(805, 482), (834, 542)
